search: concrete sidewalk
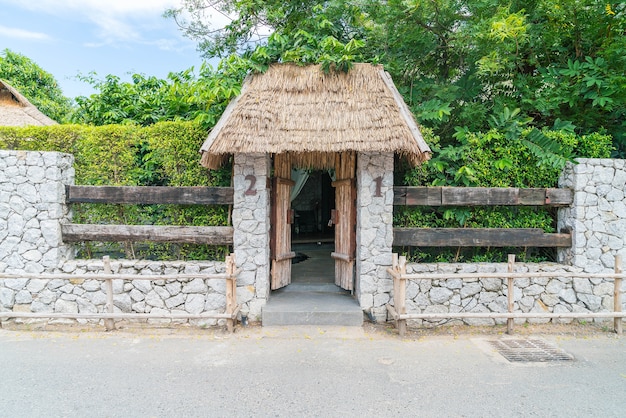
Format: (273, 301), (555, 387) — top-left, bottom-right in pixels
(1, 324), (625, 417)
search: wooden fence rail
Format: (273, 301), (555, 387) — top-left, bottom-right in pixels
(66, 185), (234, 205)
(61, 224), (234, 244)
(386, 254), (624, 337)
(62, 185), (235, 244)
(393, 228), (571, 247)
(393, 187), (573, 207)
(392, 186), (573, 249)
(0, 254), (240, 332)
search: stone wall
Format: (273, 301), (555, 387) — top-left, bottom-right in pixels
(390, 158), (626, 325)
(0, 150), (74, 274)
(2, 151), (625, 328)
(356, 152), (394, 322)
(399, 261), (625, 326)
(0, 150), (266, 324)
(1, 259), (229, 325)
(558, 159), (626, 272)
(231, 153), (271, 320)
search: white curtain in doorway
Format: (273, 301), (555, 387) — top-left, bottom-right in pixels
(290, 168), (336, 202)
(290, 168), (309, 202)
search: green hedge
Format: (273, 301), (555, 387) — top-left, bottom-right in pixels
(0, 122), (230, 260)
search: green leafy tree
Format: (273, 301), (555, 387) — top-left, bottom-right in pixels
(362, 0), (626, 154)
(0, 49), (72, 123)
(166, 1), (626, 156)
(76, 3), (368, 127)
(71, 63), (243, 129)
(165, 0), (367, 58)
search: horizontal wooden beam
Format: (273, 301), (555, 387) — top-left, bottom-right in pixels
(0, 272), (235, 281)
(389, 310), (626, 320)
(393, 228), (571, 247)
(393, 186), (442, 206)
(393, 187), (572, 207)
(61, 224), (233, 245)
(274, 252), (296, 262)
(545, 188), (573, 206)
(0, 312), (238, 320)
(66, 186), (234, 205)
(331, 252), (353, 262)
(385, 269), (626, 281)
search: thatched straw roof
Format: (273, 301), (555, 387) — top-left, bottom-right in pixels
(200, 63), (431, 169)
(0, 80), (57, 126)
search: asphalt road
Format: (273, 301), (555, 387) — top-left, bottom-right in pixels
(1, 324), (625, 417)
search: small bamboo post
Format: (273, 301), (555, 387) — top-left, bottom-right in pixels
(614, 255), (622, 335)
(391, 253), (399, 315)
(103, 256), (115, 331)
(507, 254), (516, 335)
(397, 255), (407, 337)
(225, 253), (236, 333)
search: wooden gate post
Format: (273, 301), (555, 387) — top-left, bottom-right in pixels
(270, 154), (295, 290)
(225, 253), (237, 333)
(615, 255), (622, 335)
(332, 152), (357, 291)
(103, 256), (115, 331)
(507, 254), (516, 335)
(391, 254), (408, 337)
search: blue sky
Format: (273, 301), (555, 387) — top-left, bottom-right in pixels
(0, 0), (224, 98)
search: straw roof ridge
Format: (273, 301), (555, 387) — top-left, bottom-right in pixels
(0, 79), (57, 126)
(200, 63), (431, 168)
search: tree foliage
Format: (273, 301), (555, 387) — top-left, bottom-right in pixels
(0, 49), (72, 123)
(72, 4), (368, 127)
(165, 0), (626, 156)
(1, 2), (621, 263)
(165, 0), (367, 58)
(70, 63), (244, 129)
(362, 0), (626, 155)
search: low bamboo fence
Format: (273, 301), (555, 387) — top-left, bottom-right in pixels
(387, 254), (624, 337)
(0, 254), (240, 332)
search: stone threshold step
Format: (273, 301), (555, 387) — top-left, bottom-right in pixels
(262, 291), (363, 326)
(280, 283), (345, 293)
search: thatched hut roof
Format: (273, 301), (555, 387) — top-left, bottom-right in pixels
(200, 63), (431, 169)
(0, 80), (57, 126)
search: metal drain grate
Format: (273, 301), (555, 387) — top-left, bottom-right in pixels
(488, 339), (574, 363)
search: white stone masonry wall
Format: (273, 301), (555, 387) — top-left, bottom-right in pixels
(356, 152), (394, 322)
(0, 150), (263, 324)
(0, 151), (74, 273)
(558, 159), (626, 272)
(0, 259), (231, 325)
(397, 262), (625, 326)
(231, 153), (271, 320)
(3, 151), (625, 328)
(390, 158), (626, 326)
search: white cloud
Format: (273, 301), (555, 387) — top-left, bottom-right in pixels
(4, 0), (184, 46)
(92, 15), (142, 45)
(6, 0), (180, 16)
(0, 25), (51, 41)
(151, 38), (182, 52)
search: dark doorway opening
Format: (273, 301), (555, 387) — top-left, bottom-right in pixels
(290, 170), (335, 285)
(291, 170), (335, 244)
